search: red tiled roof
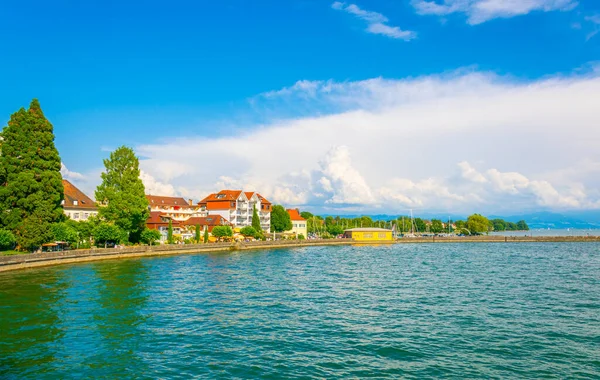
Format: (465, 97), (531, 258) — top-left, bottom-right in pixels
(257, 194), (271, 205)
(287, 209), (305, 221)
(146, 211), (181, 225)
(147, 195), (191, 207)
(199, 190), (243, 203)
(180, 216), (231, 232)
(62, 180), (97, 209)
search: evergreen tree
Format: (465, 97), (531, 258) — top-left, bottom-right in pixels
(0, 100), (64, 251)
(195, 224), (201, 243)
(203, 227), (209, 243)
(251, 205), (261, 231)
(167, 219), (174, 244)
(95, 146), (149, 243)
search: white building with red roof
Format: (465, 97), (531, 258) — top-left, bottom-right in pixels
(199, 190), (271, 230)
(146, 195), (207, 221)
(62, 180), (99, 221)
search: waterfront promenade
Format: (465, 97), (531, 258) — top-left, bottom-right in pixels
(1, 235), (599, 273)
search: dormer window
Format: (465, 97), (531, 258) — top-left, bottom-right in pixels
(216, 194), (226, 199)
(73, 201), (78, 206)
(61, 200), (65, 205)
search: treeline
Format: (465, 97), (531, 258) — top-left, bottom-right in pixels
(298, 212), (529, 236)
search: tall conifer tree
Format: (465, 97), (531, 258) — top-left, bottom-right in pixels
(252, 205), (261, 232)
(0, 100), (64, 251)
(95, 146), (149, 243)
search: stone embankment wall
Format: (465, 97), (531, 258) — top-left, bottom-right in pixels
(0, 239), (355, 272)
(1, 236), (599, 273)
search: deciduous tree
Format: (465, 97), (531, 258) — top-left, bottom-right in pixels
(95, 146), (149, 243)
(270, 205), (292, 233)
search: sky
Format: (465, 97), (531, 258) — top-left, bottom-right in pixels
(1, 0), (600, 215)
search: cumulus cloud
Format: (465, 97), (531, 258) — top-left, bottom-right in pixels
(140, 170), (176, 196)
(332, 2), (416, 40)
(412, 0), (578, 24)
(136, 68), (600, 214)
(61, 163), (85, 181)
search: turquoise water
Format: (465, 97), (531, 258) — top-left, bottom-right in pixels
(1, 243), (599, 378)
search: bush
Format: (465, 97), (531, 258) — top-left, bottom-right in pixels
(212, 226), (233, 240)
(240, 226), (258, 238)
(297, 234), (305, 240)
(0, 229), (16, 250)
(141, 229), (161, 246)
(93, 223), (126, 247)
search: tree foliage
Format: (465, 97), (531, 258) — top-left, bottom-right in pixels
(240, 226), (257, 238)
(0, 100), (64, 250)
(52, 222), (79, 245)
(141, 228), (161, 245)
(95, 146), (149, 243)
(516, 220), (529, 231)
(0, 229), (16, 250)
(167, 219), (174, 244)
(430, 219), (444, 233)
(270, 205), (292, 233)
(251, 205), (262, 232)
(212, 225), (233, 239)
(93, 223), (125, 247)
(203, 227), (209, 243)
(466, 214), (491, 235)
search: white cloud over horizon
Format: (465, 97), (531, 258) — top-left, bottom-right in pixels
(412, 0), (578, 25)
(332, 2), (417, 40)
(131, 68), (600, 215)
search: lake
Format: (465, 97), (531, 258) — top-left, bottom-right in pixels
(1, 243), (599, 378)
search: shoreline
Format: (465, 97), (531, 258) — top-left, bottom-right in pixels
(1, 236), (599, 273)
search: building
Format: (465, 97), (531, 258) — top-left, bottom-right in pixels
(62, 180), (98, 221)
(146, 195), (207, 221)
(199, 190), (271, 230)
(181, 215), (231, 233)
(286, 209), (307, 237)
(344, 228), (394, 242)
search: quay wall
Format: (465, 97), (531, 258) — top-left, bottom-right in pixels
(1, 236), (599, 273)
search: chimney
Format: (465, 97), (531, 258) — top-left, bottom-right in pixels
(188, 199), (193, 206)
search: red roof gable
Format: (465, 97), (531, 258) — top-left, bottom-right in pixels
(287, 209), (305, 221)
(62, 180), (97, 209)
(147, 195), (191, 207)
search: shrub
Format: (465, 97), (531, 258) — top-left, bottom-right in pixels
(0, 229), (16, 250)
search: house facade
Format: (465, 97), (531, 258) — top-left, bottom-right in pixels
(199, 190), (271, 230)
(286, 209), (307, 238)
(62, 180), (98, 221)
(146, 195), (207, 221)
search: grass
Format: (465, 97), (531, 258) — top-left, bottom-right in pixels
(1, 250), (30, 256)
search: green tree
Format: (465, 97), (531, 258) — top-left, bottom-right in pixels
(492, 219), (507, 231)
(466, 214), (491, 235)
(52, 222), (79, 246)
(240, 226), (257, 237)
(327, 224), (344, 236)
(167, 219), (174, 244)
(270, 205), (292, 233)
(430, 219), (444, 234)
(0, 100), (64, 251)
(141, 228), (161, 245)
(506, 221), (518, 231)
(455, 220), (466, 229)
(203, 227), (209, 243)
(93, 223), (125, 248)
(251, 205), (262, 232)
(414, 218), (426, 233)
(300, 211), (313, 220)
(95, 146), (149, 244)
(0, 229), (16, 250)
(516, 220), (529, 231)
(195, 224), (201, 243)
(212, 225), (233, 240)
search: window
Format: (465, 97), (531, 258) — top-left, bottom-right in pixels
(73, 212), (80, 220)
(73, 200), (78, 206)
(83, 213), (89, 220)
(378, 233), (387, 239)
(363, 233), (373, 238)
(216, 194), (226, 199)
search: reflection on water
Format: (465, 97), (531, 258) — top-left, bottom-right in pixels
(0, 268), (68, 377)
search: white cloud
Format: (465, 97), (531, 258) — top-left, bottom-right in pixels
(61, 163), (85, 181)
(332, 2), (416, 40)
(584, 14), (600, 40)
(412, 0), (578, 24)
(136, 68), (600, 214)
(140, 170), (176, 196)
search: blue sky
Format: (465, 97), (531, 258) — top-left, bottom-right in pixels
(2, 0), (600, 214)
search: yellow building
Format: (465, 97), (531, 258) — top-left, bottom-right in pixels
(344, 228), (394, 242)
(286, 209), (308, 238)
